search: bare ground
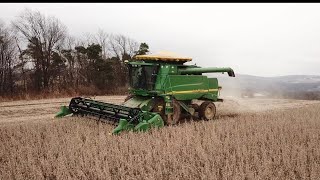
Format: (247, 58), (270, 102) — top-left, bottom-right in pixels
(0, 96), (125, 124)
(0, 96), (319, 125)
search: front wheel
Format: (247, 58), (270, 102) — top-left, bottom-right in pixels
(165, 99), (181, 125)
(199, 101), (216, 120)
(151, 98), (181, 125)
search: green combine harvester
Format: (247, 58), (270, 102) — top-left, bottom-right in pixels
(55, 51), (235, 134)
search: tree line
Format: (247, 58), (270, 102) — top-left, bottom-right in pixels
(0, 9), (150, 99)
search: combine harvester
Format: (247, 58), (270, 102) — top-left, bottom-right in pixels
(55, 51), (235, 134)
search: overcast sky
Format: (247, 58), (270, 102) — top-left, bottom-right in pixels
(1, 3), (320, 77)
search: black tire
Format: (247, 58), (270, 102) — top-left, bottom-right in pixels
(191, 104), (200, 111)
(199, 101), (216, 120)
(165, 99), (181, 125)
(151, 97), (166, 120)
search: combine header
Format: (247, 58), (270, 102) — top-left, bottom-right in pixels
(55, 51), (235, 134)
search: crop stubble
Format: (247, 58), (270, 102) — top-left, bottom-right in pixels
(0, 96), (320, 179)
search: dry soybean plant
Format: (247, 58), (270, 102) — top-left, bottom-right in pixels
(1, 104), (320, 179)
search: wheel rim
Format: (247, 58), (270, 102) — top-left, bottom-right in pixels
(205, 105), (215, 119)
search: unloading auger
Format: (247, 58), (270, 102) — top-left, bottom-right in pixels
(55, 51), (235, 134)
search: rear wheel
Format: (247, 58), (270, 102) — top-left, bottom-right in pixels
(199, 101), (216, 120)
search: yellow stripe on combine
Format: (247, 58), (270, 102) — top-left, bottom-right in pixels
(166, 89), (218, 95)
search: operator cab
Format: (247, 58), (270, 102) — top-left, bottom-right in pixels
(128, 51), (192, 93)
(128, 64), (159, 90)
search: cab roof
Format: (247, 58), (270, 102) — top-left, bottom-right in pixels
(134, 51), (192, 62)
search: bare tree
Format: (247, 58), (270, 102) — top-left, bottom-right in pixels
(14, 36), (29, 93)
(59, 35), (77, 87)
(94, 29), (109, 59)
(12, 8), (67, 91)
(0, 21), (18, 95)
(127, 38), (139, 57)
(108, 34), (139, 61)
(108, 34), (121, 60)
(81, 32), (95, 47)
(107, 34), (139, 87)
(0, 9), (147, 98)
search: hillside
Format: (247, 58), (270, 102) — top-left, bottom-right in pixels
(209, 74), (320, 99)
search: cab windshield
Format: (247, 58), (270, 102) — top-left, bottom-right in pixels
(129, 65), (159, 90)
